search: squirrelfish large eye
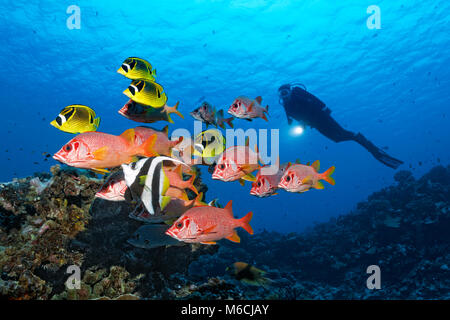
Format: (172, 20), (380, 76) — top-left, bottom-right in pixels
(257, 181), (261, 187)
(219, 164), (225, 170)
(286, 175), (291, 182)
(176, 222), (183, 229)
(64, 144), (72, 152)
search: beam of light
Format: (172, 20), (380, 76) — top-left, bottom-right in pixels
(291, 125), (304, 136)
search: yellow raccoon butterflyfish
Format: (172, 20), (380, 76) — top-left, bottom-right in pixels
(50, 105), (100, 134)
(193, 129), (226, 165)
(123, 80), (167, 108)
(117, 57), (157, 82)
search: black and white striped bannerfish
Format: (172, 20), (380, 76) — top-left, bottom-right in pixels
(121, 156), (189, 215)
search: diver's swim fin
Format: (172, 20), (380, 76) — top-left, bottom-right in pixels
(353, 133), (403, 169)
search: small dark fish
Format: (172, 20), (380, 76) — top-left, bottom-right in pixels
(227, 262), (272, 287)
(127, 224), (183, 249)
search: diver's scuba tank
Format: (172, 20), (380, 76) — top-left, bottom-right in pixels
(291, 84), (331, 115)
(280, 83), (331, 115)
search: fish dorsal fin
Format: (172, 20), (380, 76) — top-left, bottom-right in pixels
(295, 159), (301, 164)
(306, 162), (310, 166)
(162, 125), (169, 135)
(311, 160), (320, 171)
(120, 128), (136, 145)
(93, 146), (108, 160)
(224, 200), (233, 216)
(238, 179), (245, 186)
(255, 96), (262, 104)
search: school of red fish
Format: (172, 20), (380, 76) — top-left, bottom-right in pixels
(51, 57), (336, 246)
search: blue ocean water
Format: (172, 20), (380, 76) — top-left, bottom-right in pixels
(0, 0), (448, 234)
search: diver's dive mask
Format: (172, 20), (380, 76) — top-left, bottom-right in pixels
(278, 83), (307, 105)
(278, 84), (291, 103)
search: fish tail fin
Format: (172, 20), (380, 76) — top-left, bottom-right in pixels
(320, 166), (335, 185)
(216, 109), (225, 129)
(194, 192), (207, 206)
(261, 113), (268, 121)
(94, 117), (101, 130)
(187, 173), (198, 194)
(165, 102), (184, 119)
(224, 117), (234, 128)
(139, 133), (159, 157)
(238, 211), (254, 235)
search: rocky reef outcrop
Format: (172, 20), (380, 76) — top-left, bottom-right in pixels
(1, 165), (449, 299)
(186, 165), (450, 299)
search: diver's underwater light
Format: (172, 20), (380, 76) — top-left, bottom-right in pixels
(292, 125), (304, 136)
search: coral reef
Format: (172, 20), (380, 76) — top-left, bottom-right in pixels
(1, 165), (449, 299)
(0, 165), (215, 299)
(187, 165), (450, 299)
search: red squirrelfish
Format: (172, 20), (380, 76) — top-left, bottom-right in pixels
(165, 200), (253, 245)
(133, 126), (183, 157)
(278, 160), (335, 193)
(250, 161), (290, 197)
(95, 171), (128, 201)
(212, 145), (260, 184)
(53, 128), (157, 171)
(228, 96), (268, 121)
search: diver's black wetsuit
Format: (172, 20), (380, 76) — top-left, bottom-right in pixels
(278, 84), (403, 169)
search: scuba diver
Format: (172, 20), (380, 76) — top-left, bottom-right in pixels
(278, 83), (403, 169)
